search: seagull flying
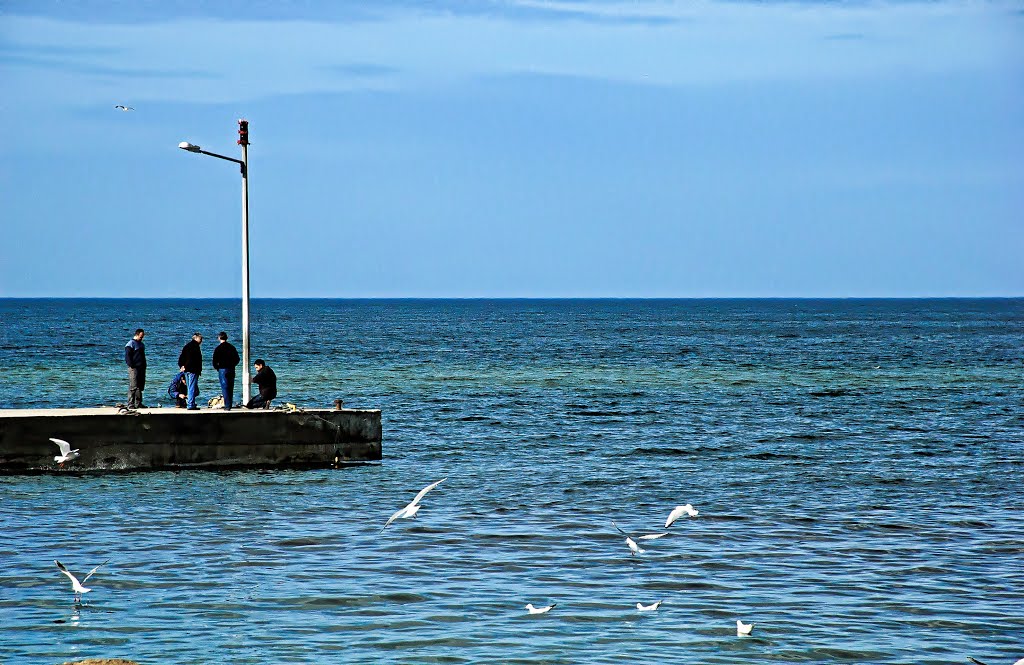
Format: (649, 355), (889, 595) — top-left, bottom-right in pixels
(525, 603), (555, 614)
(114, 105), (134, 111)
(50, 438), (80, 467)
(736, 619), (754, 636)
(613, 522), (659, 556)
(55, 559), (109, 603)
(665, 504), (699, 528)
(636, 600), (663, 611)
(380, 478), (446, 533)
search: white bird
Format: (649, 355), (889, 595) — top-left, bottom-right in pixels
(636, 600), (663, 611)
(380, 478), (446, 533)
(50, 438), (80, 467)
(612, 522), (666, 541)
(525, 603), (555, 614)
(612, 522), (649, 556)
(665, 504), (699, 528)
(55, 559), (109, 603)
(736, 619), (754, 636)
(114, 105), (134, 111)
(637, 532), (669, 540)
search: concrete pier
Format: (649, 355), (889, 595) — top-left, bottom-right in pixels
(0, 407), (382, 472)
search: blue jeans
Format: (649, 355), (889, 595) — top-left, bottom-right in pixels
(185, 371), (200, 409)
(218, 368), (235, 410)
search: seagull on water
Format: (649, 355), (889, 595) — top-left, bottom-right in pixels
(969, 659), (1024, 665)
(612, 522), (665, 556)
(636, 600), (663, 611)
(525, 603), (555, 614)
(55, 559), (109, 603)
(380, 478), (446, 533)
(50, 438), (80, 467)
(114, 105), (134, 111)
(665, 504), (699, 528)
(736, 619), (754, 636)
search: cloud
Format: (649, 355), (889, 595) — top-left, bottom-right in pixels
(0, 0), (1019, 107)
(319, 62), (401, 78)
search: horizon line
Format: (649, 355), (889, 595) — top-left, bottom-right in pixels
(1, 295), (1022, 301)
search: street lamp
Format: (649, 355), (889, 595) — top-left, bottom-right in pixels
(178, 120), (252, 404)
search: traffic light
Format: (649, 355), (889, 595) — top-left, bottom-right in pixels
(237, 119), (249, 146)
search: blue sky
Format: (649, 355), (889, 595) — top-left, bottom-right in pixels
(1, 0), (1021, 297)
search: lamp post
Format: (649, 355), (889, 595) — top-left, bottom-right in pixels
(178, 119), (252, 404)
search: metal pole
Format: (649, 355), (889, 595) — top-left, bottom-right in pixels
(240, 140), (251, 403)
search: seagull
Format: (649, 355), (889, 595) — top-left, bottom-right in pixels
(50, 438), (80, 467)
(525, 603), (555, 614)
(665, 504), (699, 528)
(114, 105), (134, 111)
(736, 619), (754, 636)
(55, 559), (109, 603)
(636, 600), (663, 611)
(969, 659), (1024, 665)
(380, 478), (446, 533)
(613, 522), (662, 556)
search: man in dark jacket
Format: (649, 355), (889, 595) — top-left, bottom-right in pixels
(177, 332), (203, 410)
(212, 331), (241, 410)
(246, 359), (277, 409)
(124, 328), (146, 408)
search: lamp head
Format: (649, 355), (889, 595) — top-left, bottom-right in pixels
(178, 142), (201, 152)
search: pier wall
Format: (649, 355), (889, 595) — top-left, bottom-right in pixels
(0, 408), (382, 472)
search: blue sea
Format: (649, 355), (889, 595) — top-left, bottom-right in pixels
(0, 298), (1021, 664)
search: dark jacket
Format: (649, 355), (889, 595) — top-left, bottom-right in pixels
(253, 365), (278, 400)
(178, 340), (203, 374)
(167, 371), (186, 399)
(212, 342), (240, 372)
(125, 339), (146, 368)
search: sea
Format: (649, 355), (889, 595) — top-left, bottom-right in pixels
(0, 298), (1021, 664)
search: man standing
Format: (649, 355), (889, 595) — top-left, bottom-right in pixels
(212, 331), (240, 410)
(124, 328), (146, 408)
(177, 332), (204, 410)
(246, 359), (277, 409)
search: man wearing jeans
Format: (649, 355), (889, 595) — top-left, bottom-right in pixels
(212, 331), (240, 410)
(177, 332), (204, 410)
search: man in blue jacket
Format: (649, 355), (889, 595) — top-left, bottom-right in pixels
(124, 328), (146, 408)
(167, 370), (188, 408)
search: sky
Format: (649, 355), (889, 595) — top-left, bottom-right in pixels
(0, 0), (1022, 297)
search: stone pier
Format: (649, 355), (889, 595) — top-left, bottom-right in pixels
(0, 407), (382, 472)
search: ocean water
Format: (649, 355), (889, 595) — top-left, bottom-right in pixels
(0, 298), (1021, 664)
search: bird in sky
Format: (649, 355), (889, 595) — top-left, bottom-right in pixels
(737, 619), (754, 636)
(525, 603), (555, 614)
(636, 600), (663, 611)
(380, 478), (446, 533)
(55, 559), (110, 603)
(114, 105), (134, 111)
(50, 438), (80, 467)
(665, 504), (699, 528)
